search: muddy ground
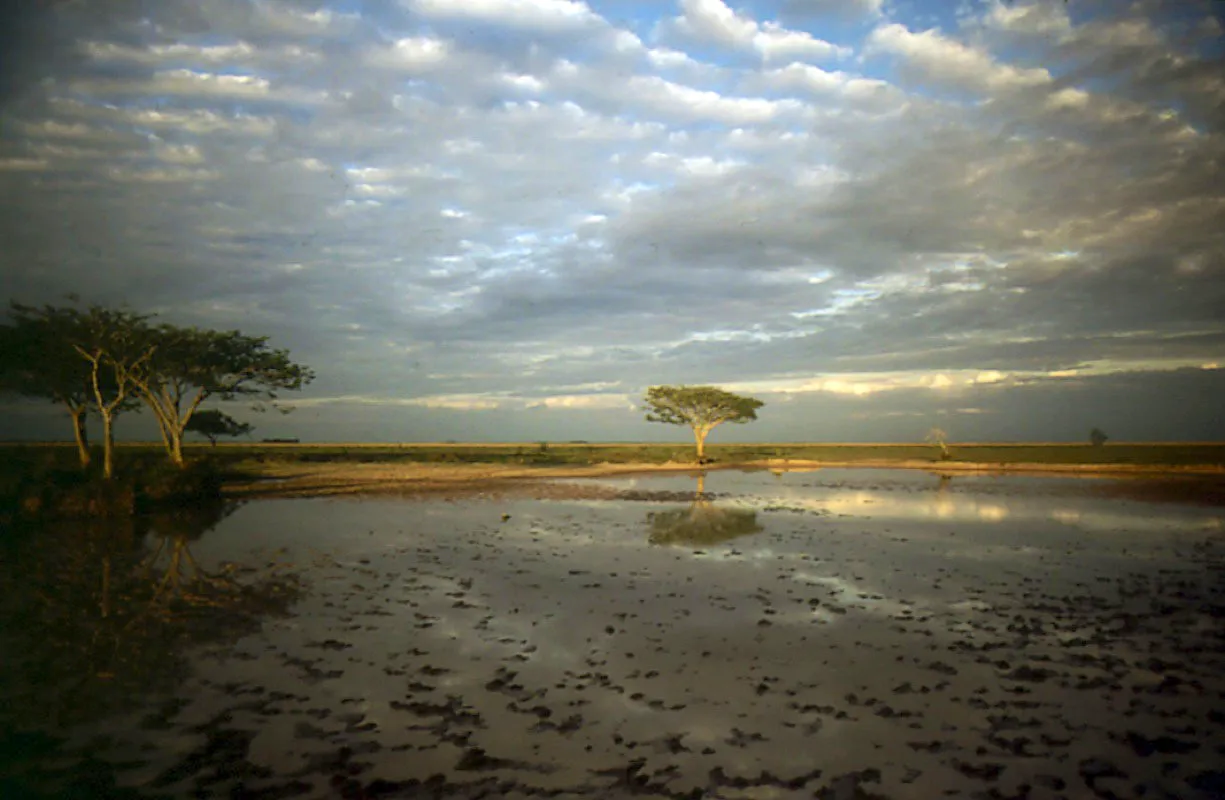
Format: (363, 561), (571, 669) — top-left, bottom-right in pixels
(1, 468), (1223, 799)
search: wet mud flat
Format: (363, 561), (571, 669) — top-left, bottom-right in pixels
(1, 469), (1223, 799)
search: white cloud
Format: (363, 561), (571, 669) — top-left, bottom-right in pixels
(866, 22), (1050, 93)
(151, 141), (205, 165)
(647, 47), (700, 69)
(754, 21), (850, 61)
(142, 69), (272, 98)
(105, 166), (220, 183)
(527, 393), (633, 410)
(75, 69), (326, 106)
(44, 100), (281, 137)
(501, 72), (546, 93)
(253, 1), (360, 36)
(407, 0), (603, 32)
(626, 75), (802, 123)
(2, 0), (1223, 443)
(764, 61), (848, 93)
(674, 0), (849, 61)
(366, 36), (451, 70)
(0, 158), (48, 172)
(81, 39), (322, 68)
(982, 1), (1071, 38)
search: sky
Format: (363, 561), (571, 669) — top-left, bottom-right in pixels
(0, 0), (1223, 444)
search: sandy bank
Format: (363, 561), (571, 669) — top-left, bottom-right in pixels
(224, 458), (1225, 500)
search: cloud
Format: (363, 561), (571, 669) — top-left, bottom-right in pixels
(866, 22), (1051, 94)
(0, 0), (1222, 443)
(671, 0), (851, 62)
(405, 0), (603, 32)
(364, 36), (451, 71)
(624, 76), (803, 123)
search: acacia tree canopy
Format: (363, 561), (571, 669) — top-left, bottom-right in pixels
(3, 302), (153, 477)
(132, 326), (313, 466)
(3, 300), (314, 474)
(0, 302), (123, 467)
(643, 385), (763, 462)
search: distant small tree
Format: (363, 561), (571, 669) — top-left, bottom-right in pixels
(1089, 427), (1108, 447)
(926, 427), (951, 461)
(643, 385), (764, 463)
(185, 410), (253, 447)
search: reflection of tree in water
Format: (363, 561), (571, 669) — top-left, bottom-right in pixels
(0, 502), (301, 729)
(647, 473), (765, 546)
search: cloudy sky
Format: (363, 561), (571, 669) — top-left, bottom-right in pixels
(1, 0), (1223, 443)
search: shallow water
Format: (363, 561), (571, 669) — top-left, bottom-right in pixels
(2, 469), (1223, 799)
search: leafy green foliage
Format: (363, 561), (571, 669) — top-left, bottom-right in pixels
(134, 325), (314, 465)
(643, 385), (764, 461)
(3, 300), (313, 472)
(3, 302), (154, 477)
(644, 385), (763, 428)
(185, 410), (254, 446)
(1, 303), (91, 407)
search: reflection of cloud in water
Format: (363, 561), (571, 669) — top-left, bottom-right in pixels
(762, 489), (1012, 523)
(791, 571), (905, 618)
(1051, 509), (1082, 525)
(1048, 508), (1223, 533)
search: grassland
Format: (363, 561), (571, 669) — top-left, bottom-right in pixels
(5, 440), (1225, 471)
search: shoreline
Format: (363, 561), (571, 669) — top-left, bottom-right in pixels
(749, 458), (1225, 477)
(223, 458), (1225, 500)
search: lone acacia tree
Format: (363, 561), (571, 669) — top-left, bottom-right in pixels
(132, 326), (313, 466)
(643, 385), (764, 463)
(185, 409), (253, 447)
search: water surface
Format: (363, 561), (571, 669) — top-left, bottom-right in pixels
(2, 469), (1222, 798)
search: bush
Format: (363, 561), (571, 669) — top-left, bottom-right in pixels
(133, 461), (224, 510)
(4, 459), (225, 523)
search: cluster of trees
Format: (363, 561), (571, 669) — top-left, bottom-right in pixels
(0, 301), (313, 478)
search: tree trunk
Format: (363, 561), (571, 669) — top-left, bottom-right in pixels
(101, 411), (115, 480)
(71, 408), (91, 468)
(693, 427), (707, 463)
(168, 428), (185, 467)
